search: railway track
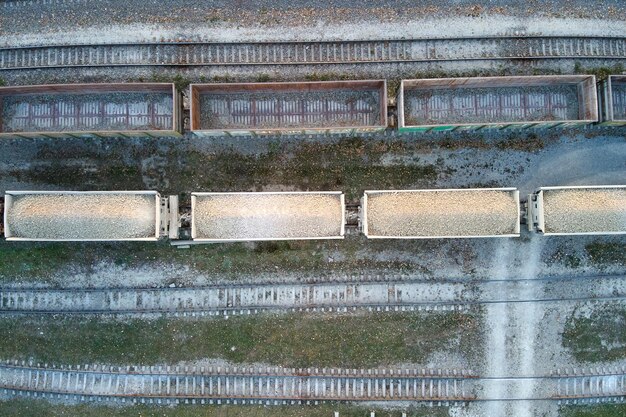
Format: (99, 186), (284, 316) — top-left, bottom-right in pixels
(0, 363), (474, 403)
(1, 275), (623, 315)
(1, 362), (624, 403)
(1, 36), (625, 70)
(554, 368), (626, 403)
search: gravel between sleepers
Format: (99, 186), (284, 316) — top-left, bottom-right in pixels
(542, 188), (626, 234)
(365, 190), (519, 237)
(6, 193), (157, 240)
(193, 193), (343, 240)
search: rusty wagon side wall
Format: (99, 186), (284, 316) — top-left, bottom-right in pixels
(398, 75), (598, 132)
(599, 75), (626, 125)
(190, 80), (387, 136)
(0, 83), (181, 138)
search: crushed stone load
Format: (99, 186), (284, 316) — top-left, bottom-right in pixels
(192, 193), (344, 240)
(542, 188), (626, 234)
(6, 192), (158, 240)
(365, 189), (519, 237)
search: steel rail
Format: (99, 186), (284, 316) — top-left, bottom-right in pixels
(1, 36), (625, 70)
(0, 363), (475, 402)
(0, 296), (622, 317)
(1, 273), (622, 292)
(0, 276), (623, 315)
(0, 362), (623, 403)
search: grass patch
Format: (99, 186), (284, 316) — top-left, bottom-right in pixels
(562, 303), (626, 363)
(150, 73), (191, 91)
(560, 403), (626, 417)
(495, 132), (545, 152)
(585, 242), (626, 267)
(573, 63), (625, 81)
(255, 73), (271, 82)
(0, 238), (446, 281)
(16, 137), (439, 200)
(0, 311), (480, 367)
(0, 399), (448, 417)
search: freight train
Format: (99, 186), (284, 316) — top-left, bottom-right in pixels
(1, 186), (625, 243)
(1, 75), (625, 139)
(1, 75), (624, 242)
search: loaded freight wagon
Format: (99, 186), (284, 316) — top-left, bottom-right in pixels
(397, 75), (598, 132)
(599, 75), (626, 125)
(528, 185), (626, 235)
(4, 186), (626, 243)
(191, 192), (346, 241)
(189, 80), (387, 136)
(0, 83), (182, 138)
(3, 191), (179, 241)
(361, 188), (521, 238)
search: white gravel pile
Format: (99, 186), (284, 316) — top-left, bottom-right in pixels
(193, 193), (343, 240)
(366, 190), (519, 237)
(542, 188), (626, 234)
(6, 193), (157, 240)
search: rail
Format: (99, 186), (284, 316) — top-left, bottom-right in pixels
(1, 362), (624, 403)
(0, 362), (475, 403)
(1, 36), (625, 70)
(1, 275), (623, 316)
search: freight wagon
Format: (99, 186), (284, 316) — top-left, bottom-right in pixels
(3, 191), (179, 241)
(361, 188), (521, 238)
(397, 75), (598, 132)
(599, 75), (626, 125)
(2, 75), (625, 138)
(190, 192), (345, 241)
(527, 185), (626, 235)
(189, 80), (388, 136)
(0, 83), (182, 138)
(3, 186), (624, 243)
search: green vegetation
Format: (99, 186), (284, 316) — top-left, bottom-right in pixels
(562, 303), (626, 362)
(16, 137), (439, 200)
(0, 77), (6, 87)
(585, 241), (626, 268)
(0, 311), (480, 367)
(0, 237), (445, 281)
(0, 400), (448, 417)
(495, 132), (545, 152)
(573, 62), (625, 81)
(149, 74), (191, 91)
(255, 73), (272, 82)
(560, 404), (626, 417)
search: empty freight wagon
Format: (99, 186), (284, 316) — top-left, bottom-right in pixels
(398, 75), (598, 131)
(189, 80), (387, 135)
(362, 188), (521, 238)
(599, 75), (626, 125)
(0, 83), (181, 138)
(3, 191), (164, 241)
(191, 192), (345, 241)
(528, 185), (626, 235)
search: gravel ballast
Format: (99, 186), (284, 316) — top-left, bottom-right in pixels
(542, 188), (626, 234)
(192, 193), (343, 240)
(5, 193), (158, 240)
(365, 189), (519, 237)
